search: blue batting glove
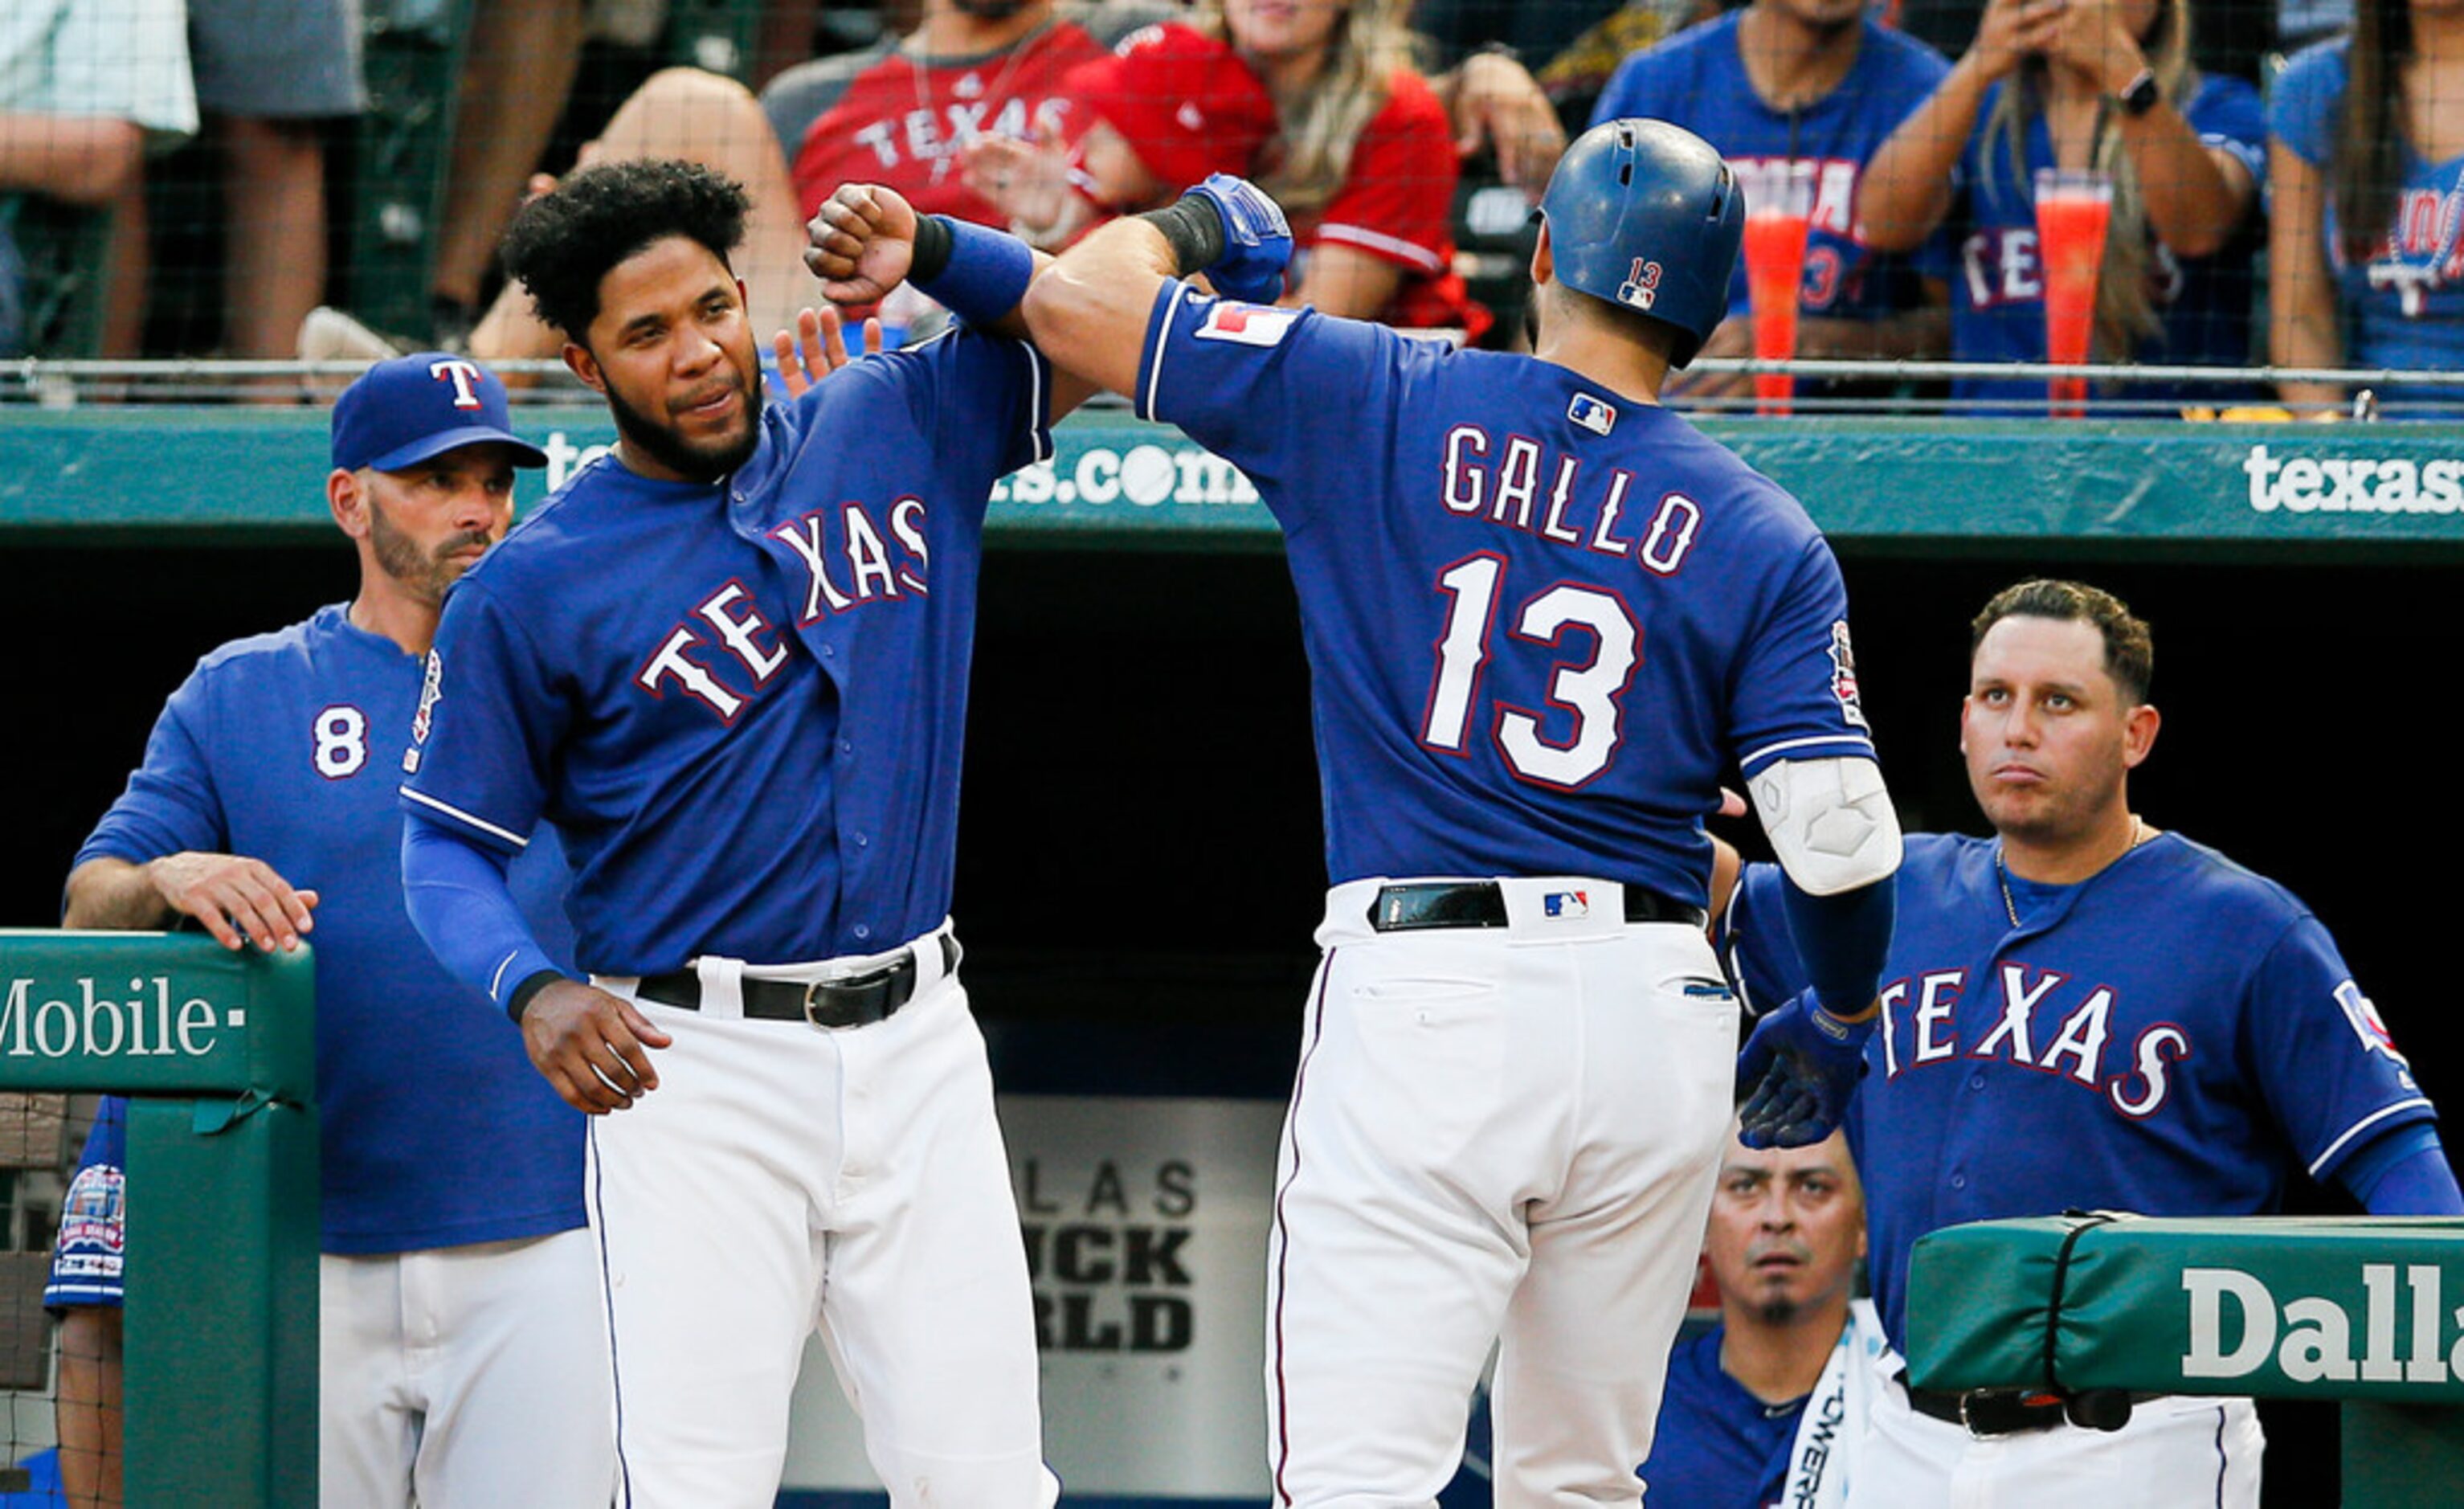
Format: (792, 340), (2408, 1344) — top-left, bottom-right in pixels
(1734, 989), (1875, 1148)
(1181, 173), (1292, 305)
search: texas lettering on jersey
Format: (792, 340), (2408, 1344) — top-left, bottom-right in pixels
(1875, 961), (2193, 1119)
(1960, 228), (2184, 309)
(632, 497), (936, 724)
(849, 93), (1074, 181)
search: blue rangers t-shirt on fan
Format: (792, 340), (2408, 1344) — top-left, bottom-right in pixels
(2269, 39), (2464, 414)
(45, 1097), (128, 1310)
(1129, 287), (1875, 898)
(1946, 74), (2266, 414)
(400, 327), (1052, 973)
(74, 608), (580, 1255)
(1722, 832), (2437, 1352)
(1592, 13), (1951, 330)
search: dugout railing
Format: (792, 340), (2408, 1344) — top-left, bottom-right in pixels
(0, 931), (318, 1503)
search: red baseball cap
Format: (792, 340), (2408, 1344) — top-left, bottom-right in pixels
(1062, 24), (1277, 192)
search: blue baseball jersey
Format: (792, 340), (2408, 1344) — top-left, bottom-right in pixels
(1947, 75), (2266, 412)
(1130, 288), (1876, 902)
(1592, 14), (1950, 325)
(75, 606), (582, 1255)
(44, 1096), (127, 1311)
(400, 329), (1052, 972)
(1724, 832), (2437, 1350)
(1645, 1325), (1794, 1508)
(2270, 40), (2464, 412)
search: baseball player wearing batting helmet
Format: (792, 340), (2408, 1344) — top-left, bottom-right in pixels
(1019, 124), (1903, 1505)
(1719, 579), (2463, 1507)
(393, 153), (1277, 1504)
(62, 354), (607, 1507)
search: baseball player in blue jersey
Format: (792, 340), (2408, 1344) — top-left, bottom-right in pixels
(1647, 1126), (1880, 1508)
(60, 354), (609, 1507)
(1720, 578), (2464, 1507)
(391, 154), (1286, 1506)
(1591, 0), (1951, 393)
(47, 1095), (126, 1507)
(1003, 121), (1903, 1507)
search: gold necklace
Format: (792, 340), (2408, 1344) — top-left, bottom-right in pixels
(1996, 818), (2150, 927)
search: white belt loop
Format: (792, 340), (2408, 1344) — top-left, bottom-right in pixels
(693, 955), (746, 1020)
(921, 918), (958, 992)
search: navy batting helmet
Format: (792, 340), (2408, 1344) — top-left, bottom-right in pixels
(1538, 118), (1743, 368)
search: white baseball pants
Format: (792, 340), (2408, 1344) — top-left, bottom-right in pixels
(318, 1227), (616, 1507)
(1265, 877), (1739, 1508)
(588, 926), (1052, 1508)
(1847, 1355), (2263, 1509)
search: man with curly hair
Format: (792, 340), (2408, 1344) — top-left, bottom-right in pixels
(390, 153), (1130, 1505)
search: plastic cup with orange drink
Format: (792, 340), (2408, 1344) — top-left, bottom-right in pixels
(2033, 167), (2113, 418)
(1741, 162), (1816, 415)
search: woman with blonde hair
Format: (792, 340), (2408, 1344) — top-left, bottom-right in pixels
(1855, 0), (2262, 411)
(2268, 0), (2464, 416)
(1209, 0), (1490, 341)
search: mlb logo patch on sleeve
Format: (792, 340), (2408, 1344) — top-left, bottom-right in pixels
(1197, 302), (1299, 347)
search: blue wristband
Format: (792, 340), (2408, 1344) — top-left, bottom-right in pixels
(910, 215), (1035, 329)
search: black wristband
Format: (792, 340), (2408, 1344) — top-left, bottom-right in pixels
(507, 968), (570, 1024)
(909, 215), (954, 284)
(1135, 197), (1229, 279)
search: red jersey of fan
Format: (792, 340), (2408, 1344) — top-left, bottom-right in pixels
(790, 21), (1109, 225)
(1289, 70), (1489, 341)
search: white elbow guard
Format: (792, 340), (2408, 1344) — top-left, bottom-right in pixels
(1750, 755), (1904, 896)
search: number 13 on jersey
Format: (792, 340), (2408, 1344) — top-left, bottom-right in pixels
(1421, 500), (1700, 790)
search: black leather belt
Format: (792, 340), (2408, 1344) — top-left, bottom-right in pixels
(635, 934), (958, 1028)
(1897, 1371), (2151, 1437)
(1900, 1381), (2070, 1437)
(1367, 880), (1707, 933)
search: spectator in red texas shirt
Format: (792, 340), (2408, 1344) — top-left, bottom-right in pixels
(959, 22), (1281, 249)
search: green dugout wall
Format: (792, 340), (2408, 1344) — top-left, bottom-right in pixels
(9, 407), (2464, 552)
(0, 931), (318, 1503)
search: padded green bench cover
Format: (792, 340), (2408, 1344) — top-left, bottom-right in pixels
(1906, 1213), (2464, 1402)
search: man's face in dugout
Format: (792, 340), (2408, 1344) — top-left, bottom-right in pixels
(1704, 1129), (1865, 1326)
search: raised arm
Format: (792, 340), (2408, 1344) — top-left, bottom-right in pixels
(2037, 0), (2251, 256)
(1023, 176), (1296, 399)
(1857, 0), (2044, 252)
(805, 183), (1105, 419)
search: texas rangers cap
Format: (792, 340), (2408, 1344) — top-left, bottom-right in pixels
(1062, 23), (1277, 194)
(330, 352), (550, 473)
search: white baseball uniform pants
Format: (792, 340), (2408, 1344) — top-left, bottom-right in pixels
(1265, 877), (1739, 1508)
(588, 925), (1052, 1508)
(319, 1227), (616, 1508)
(1846, 1352), (2264, 1508)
